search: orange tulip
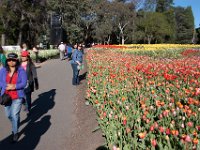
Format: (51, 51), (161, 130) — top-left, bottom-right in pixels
(95, 100), (99, 104)
(138, 132), (146, 139)
(156, 100), (161, 107)
(171, 130), (179, 136)
(122, 97), (126, 102)
(193, 131), (198, 136)
(193, 138), (199, 145)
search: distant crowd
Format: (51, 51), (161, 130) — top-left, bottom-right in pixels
(58, 42), (84, 85)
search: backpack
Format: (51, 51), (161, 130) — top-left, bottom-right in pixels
(0, 54), (2, 66)
(0, 54), (6, 67)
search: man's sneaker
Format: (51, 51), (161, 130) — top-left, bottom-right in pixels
(12, 133), (19, 143)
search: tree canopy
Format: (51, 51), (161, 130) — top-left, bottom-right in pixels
(0, 0), (197, 46)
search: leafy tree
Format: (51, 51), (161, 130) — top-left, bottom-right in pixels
(196, 27), (200, 44)
(47, 0), (95, 44)
(0, 0), (196, 46)
(0, 0), (47, 46)
(136, 12), (172, 44)
(143, 0), (156, 11)
(92, 0), (113, 44)
(174, 6), (195, 43)
(163, 8), (176, 43)
(155, 0), (173, 12)
(0, 0), (19, 45)
(109, 1), (136, 44)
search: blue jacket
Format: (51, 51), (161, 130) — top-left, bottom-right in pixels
(0, 67), (27, 98)
(67, 46), (73, 54)
(71, 49), (83, 64)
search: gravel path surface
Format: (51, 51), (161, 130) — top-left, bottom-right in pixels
(0, 58), (105, 150)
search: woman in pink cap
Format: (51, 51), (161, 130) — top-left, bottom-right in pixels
(20, 51), (39, 115)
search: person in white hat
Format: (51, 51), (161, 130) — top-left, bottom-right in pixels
(58, 42), (66, 60)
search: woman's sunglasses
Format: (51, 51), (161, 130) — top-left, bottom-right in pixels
(7, 59), (17, 62)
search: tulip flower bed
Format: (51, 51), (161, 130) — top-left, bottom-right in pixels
(93, 45), (127, 49)
(181, 49), (200, 57)
(86, 48), (200, 150)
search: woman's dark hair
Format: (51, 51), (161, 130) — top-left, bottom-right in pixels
(5, 59), (20, 72)
(27, 55), (34, 66)
(0, 45), (4, 54)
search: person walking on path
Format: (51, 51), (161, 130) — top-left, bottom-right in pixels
(70, 44), (83, 85)
(21, 43), (28, 51)
(66, 43), (73, 60)
(0, 45), (6, 68)
(58, 42), (66, 60)
(32, 45), (39, 63)
(20, 51), (39, 115)
(0, 53), (27, 143)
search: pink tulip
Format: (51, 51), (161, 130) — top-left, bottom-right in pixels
(159, 114), (163, 119)
(112, 145), (117, 150)
(154, 122), (158, 128)
(185, 135), (191, 142)
(159, 126), (165, 133)
(196, 126), (200, 131)
(187, 122), (193, 127)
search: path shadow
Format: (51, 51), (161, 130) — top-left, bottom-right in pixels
(79, 72), (87, 81)
(96, 146), (108, 150)
(0, 89), (56, 150)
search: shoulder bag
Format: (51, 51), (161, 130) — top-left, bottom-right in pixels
(0, 72), (15, 106)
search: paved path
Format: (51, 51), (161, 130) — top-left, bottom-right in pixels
(0, 59), (77, 150)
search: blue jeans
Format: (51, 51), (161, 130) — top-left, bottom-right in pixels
(5, 98), (23, 134)
(71, 64), (80, 85)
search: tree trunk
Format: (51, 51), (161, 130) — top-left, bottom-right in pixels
(17, 14), (25, 45)
(148, 38), (151, 44)
(147, 35), (152, 44)
(1, 34), (5, 46)
(17, 31), (22, 45)
(106, 35), (111, 44)
(121, 34), (125, 45)
(118, 22), (128, 45)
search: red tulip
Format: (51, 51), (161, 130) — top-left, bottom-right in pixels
(150, 125), (154, 131)
(166, 128), (171, 135)
(151, 139), (157, 147)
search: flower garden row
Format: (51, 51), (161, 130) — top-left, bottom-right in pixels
(5, 49), (59, 61)
(93, 44), (200, 59)
(86, 45), (200, 150)
(93, 44), (200, 51)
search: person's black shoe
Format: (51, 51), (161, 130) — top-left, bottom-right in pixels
(27, 111), (31, 116)
(12, 133), (19, 143)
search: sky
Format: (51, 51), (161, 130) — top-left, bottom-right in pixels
(174, 0), (200, 28)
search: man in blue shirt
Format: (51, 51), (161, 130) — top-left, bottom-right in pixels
(66, 44), (73, 60)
